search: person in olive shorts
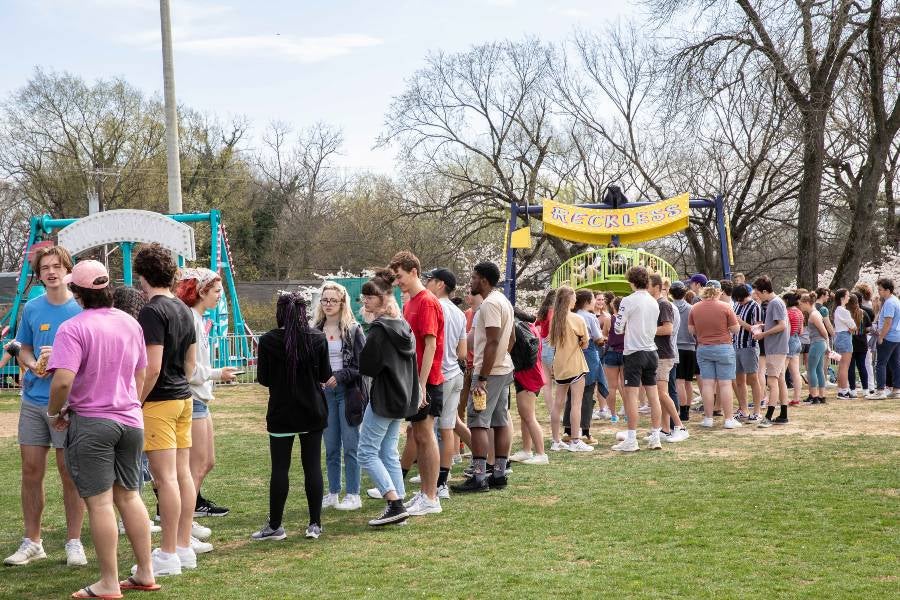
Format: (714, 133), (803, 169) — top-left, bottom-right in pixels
(135, 244), (198, 576)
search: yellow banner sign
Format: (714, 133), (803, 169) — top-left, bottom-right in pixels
(542, 193), (689, 245)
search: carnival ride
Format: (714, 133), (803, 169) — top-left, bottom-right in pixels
(501, 191), (734, 301)
(0, 209), (252, 381)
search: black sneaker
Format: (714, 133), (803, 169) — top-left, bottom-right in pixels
(818, 397), (826, 404)
(712, 411), (723, 416)
(195, 496), (230, 517)
(802, 396), (814, 404)
(772, 416), (789, 425)
(450, 477), (489, 494)
(487, 473), (508, 489)
(368, 502), (409, 527)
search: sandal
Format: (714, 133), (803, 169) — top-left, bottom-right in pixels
(119, 576), (161, 592)
(71, 586), (123, 599)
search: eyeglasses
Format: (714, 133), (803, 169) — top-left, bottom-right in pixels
(319, 298), (342, 305)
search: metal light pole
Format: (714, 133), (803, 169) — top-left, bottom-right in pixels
(160, 0), (183, 214)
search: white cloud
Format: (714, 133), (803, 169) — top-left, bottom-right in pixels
(174, 34), (383, 63)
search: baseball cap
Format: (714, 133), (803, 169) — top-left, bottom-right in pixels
(688, 273), (708, 286)
(670, 280), (687, 291)
(707, 279), (722, 289)
(424, 268), (457, 292)
(63, 260), (110, 289)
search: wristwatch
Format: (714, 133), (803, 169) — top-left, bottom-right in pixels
(477, 374), (488, 382)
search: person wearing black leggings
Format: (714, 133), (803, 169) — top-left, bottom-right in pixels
(252, 292), (332, 541)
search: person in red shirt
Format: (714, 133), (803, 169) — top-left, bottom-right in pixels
(534, 290), (556, 418)
(390, 251), (443, 517)
(509, 310), (548, 465)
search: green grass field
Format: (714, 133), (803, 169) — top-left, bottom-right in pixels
(0, 386), (897, 599)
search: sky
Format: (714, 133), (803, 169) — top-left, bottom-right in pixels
(0, 0), (638, 174)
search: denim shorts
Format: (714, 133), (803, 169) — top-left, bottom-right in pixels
(787, 334), (802, 357)
(192, 398), (210, 420)
(603, 350), (624, 367)
(834, 331), (853, 354)
(697, 343), (736, 381)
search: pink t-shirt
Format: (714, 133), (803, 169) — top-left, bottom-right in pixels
(48, 308), (147, 429)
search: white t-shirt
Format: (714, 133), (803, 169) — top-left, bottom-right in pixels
(615, 289), (660, 355)
(473, 289), (515, 376)
(439, 297), (466, 378)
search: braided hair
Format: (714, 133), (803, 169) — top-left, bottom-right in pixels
(275, 291), (313, 385)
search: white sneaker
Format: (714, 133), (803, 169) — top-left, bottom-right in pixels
(4, 538), (46, 566)
(592, 409), (602, 420)
(724, 418), (743, 429)
(866, 390), (888, 400)
(569, 439), (594, 452)
(407, 495), (441, 516)
(366, 487), (383, 499)
(437, 484), (450, 499)
(648, 433), (662, 450)
(599, 408), (612, 420)
(403, 491), (423, 509)
(175, 545), (197, 569)
(409, 474), (422, 484)
(638, 404), (651, 414)
(322, 493), (339, 508)
(509, 450), (533, 462)
(190, 536), (213, 554)
(335, 494), (362, 511)
(191, 521), (211, 541)
(132, 547), (182, 577)
(664, 428), (689, 443)
(65, 539), (87, 566)
(550, 440), (569, 451)
(890, 389), (900, 399)
(522, 453), (549, 465)
(611, 438), (640, 452)
(701, 417), (714, 427)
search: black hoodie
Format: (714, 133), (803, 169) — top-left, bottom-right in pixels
(257, 328), (332, 434)
(359, 316), (419, 419)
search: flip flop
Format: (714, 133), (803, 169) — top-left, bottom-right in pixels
(119, 576), (162, 592)
(71, 586), (123, 599)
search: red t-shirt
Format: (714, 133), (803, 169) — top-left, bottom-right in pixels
(788, 307), (803, 335)
(535, 309), (553, 339)
(403, 289), (445, 385)
(514, 322), (547, 393)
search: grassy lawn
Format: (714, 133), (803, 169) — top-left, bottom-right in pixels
(0, 386), (897, 599)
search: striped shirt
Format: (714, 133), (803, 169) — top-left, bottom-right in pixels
(733, 299), (761, 349)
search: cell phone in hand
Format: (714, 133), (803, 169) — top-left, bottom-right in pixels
(230, 370), (246, 376)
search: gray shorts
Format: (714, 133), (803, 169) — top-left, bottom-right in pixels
(65, 412), (144, 498)
(735, 347), (760, 375)
(18, 400), (68, 449)
(466, 372), (513, 429)
(439, 372), (464, 429)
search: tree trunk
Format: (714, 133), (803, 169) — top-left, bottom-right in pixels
(796, 114), (826, 288)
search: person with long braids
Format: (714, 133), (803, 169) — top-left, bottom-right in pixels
(549, 286), (592, 452)
(313, 281), (366, 511)
(251, 292), (331, 541)
(357, 270), (420, 525)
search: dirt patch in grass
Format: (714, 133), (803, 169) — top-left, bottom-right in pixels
(0, 411), (18, 438)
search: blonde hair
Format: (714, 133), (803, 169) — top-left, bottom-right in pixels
(701, 285), (720, 300)
(313, 281), (357, 332)
(549, 286), (575, 347)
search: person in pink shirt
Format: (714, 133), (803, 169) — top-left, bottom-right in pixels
(45, 260), (159, 599)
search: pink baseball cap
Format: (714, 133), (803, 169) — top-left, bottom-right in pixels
(63, 260), (110, 289)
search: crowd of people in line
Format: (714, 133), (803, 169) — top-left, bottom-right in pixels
(1, 243), (899, 599)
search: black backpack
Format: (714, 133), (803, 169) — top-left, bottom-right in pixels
(510, 319), (539, 372)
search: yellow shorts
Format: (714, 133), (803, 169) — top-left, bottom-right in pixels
(143, 399), (193, 451)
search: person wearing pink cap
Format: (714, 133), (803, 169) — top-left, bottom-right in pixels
(45, 260), (159, 598)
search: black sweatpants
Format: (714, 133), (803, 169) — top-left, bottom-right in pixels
(268, 431), (324, 529)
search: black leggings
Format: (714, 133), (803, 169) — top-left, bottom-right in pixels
(268, 431), (323, 529)
(848, 349), (868, 391)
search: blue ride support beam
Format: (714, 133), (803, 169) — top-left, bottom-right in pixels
(714, 195), (733, 280)
(121, 242), (134, 286)
(504, 202), (519, 303)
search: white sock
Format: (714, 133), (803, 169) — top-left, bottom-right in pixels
(626, 429), (636, 441)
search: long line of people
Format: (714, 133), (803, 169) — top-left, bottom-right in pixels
(4, 245), (900, 599)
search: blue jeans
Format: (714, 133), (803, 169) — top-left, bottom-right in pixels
(324, 385), (360, 495)
(807, 340), (827, 389)
(357, 404), (405, 499)
(875, 339), (900, 390)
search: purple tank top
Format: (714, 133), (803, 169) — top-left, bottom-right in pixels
(607, 314), (625, 353)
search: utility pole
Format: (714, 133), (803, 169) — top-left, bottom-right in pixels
(160, 0), (182, 214)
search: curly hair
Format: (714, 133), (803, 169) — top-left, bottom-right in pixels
(388, 250), (421, 276)
(626, 266), (649, 290)
(112, 286), (147, 319)
(134, 244), (178, 289)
